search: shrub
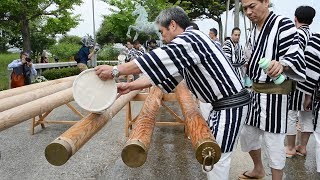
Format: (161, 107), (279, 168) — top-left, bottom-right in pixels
(42, 67), (81, 80)
(49, 42), (81, 62)
(97, 44), (120, 61)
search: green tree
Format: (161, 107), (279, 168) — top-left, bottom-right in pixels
(59, 35), (82, 45)
(0, 0), (82, 52)
(169, 0), (235, 42)
(97, 0), (170, 44)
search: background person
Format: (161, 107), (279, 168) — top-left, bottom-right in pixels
(8, 51), (37, 88)
(286, 5), (316, 158)
(77, 35), (96, 71)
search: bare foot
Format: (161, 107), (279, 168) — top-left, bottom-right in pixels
(285, 146), (296, 158)
(239, 170), (265, 179)
(295, 145), (307, 156)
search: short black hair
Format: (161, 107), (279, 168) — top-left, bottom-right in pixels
(232, 27), (241, 34)
(149, 39), (156, 44)
(190, 22), (199, 30)
(133, 40), (140, 45)
(295, 6), (316, 25)
(209, 28), (218, 36)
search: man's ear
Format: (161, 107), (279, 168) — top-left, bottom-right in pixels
(170, 20), (177, 30)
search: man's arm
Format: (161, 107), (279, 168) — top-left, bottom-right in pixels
(95, 60), (142, 80)
(117, 75), (152, 96)
(8, 60), (22, 68)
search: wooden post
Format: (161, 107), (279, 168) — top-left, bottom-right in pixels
(121, 87), (163, 167)
(45, 90), (141, 166)
(0, 81), (73, 112)
(0, 88), (74, 132)
(175, 81), (221, 166)
(0, 76), (75, 100)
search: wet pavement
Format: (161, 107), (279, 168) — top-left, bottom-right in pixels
(0, 101), (319, 180)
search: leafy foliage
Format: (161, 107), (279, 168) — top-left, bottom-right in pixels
(0, 0), (83, 51)
(59, 35), (82, 45)
(97, 44), (121, 60)
(49, 43), (81, 62)
(42, 67), (81, 80)
(98, 0), (170, 44)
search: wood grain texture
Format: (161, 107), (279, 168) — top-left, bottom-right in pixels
(0, 76), (75, 100)
(126, 87), (163, 149)
(175, 82), (214, 148)
(0, 88), (74, 132)
(121, 87), (163, 167)
(0, 81), (73, 112)
(45, 90), (141, 166)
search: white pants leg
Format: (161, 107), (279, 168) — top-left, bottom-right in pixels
(240, 125), (286, 169)
(206, 152), (232, 180)
(300, 111), (314, 132)
(287, 110), (298, 135)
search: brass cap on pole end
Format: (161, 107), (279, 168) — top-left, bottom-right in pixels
(121, 140), (147, 168)
(45, 138), (73, 166)
(195, 139), (221, 166)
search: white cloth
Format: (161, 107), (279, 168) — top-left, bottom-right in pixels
(287, 110), (314, 135)
(206, 152), (232, 180)
(240, 125), (286, 169)
(199, 101), (212, 120)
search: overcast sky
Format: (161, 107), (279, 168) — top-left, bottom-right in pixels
(68, 0), (320, 42)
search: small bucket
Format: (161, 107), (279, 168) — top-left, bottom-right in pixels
(73, 69), (117, 113)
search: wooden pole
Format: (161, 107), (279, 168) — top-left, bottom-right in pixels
(45, 90), (141, 166)
(121, 87), (163, 167)
(0, 88), (74, 132)
(175, 81), (221, 166)
(0, 76), (75, 100)
(0, 81), (73, 112)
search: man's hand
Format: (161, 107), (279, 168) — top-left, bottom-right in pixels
(304, 94), (312, 111)
(117, 82), (131, 96)
(95, 65), (113, 80)
(268, 60), (283, 77)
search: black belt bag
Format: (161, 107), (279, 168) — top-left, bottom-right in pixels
(211, 89), (251, 111)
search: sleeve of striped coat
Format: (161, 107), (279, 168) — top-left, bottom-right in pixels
(222, 39), (232, 63)
(134, 40), (200, 93)
(297, 28), (309, 51)
(304, 33), (320, 95)
(278, 18), (306, 81)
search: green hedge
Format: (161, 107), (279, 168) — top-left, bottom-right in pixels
(42, 67), (81, 80)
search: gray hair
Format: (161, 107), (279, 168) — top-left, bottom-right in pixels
(155, 6), (190, 29)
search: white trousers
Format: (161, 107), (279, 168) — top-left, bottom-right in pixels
(240, 125), (286, 169)
(315, 124), (320, 172)
(199, 102), (212, 120)
(287, 110), (314, 135)
(206, 152), (232, 180)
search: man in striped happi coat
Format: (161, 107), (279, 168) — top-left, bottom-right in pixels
(239, 0), (306, 179)
(95, 6), (250, 180)
(303, 32), (320, 173)
(286, 6), (316, 158)
(223, 27), (246, 83)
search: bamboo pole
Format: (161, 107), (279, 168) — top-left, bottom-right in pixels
(45, 89), (141, 166)
(0, 76), (76, 100)
(121, 87), (163, 167)
(0, 88), (74, 132)
(175, 81), (221, 166)
(0, 81), (73, 112)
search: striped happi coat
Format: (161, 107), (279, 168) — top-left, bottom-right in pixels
(134, 27), (246, 152)
(304, 33), (320, 129)
(246, 12), (306, 133)
(289, 25), (312, 111)
(223, 39), (245, 82)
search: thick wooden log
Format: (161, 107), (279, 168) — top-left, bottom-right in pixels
(45, 90), (141, 166)
(0, 88), (74, 132)
(175, 81), (221, 166)
(0, 76), (75, 100)
(0, 81), (73, 112)
(121, 87), (163, 167)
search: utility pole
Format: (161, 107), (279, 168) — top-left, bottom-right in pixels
(234, 0), (240, 28)
(224, 0), (230, 41)
(92, 0), (97, 67)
